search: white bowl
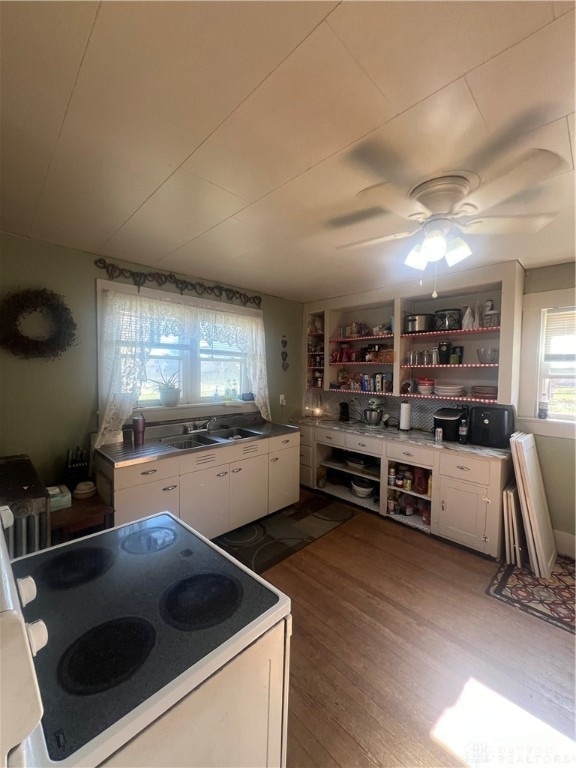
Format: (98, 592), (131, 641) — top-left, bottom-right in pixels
(351, 485), (374, 498)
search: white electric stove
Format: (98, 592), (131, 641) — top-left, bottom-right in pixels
(0, 508), (291, 768)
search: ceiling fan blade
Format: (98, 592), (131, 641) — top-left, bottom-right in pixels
(357, 182), (430, 221)
(457, 213), (557, 235)
(326, 206), (386, 229)
(337, 229), (415, 250)
(456, 149), (565, 215)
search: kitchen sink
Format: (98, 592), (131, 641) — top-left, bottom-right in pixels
(209, 428), (261, 441)
(161, 434), (221, 449)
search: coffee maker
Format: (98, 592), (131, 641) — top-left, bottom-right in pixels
(339, 401), (350, 422)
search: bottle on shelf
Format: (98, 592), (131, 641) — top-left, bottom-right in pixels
(458, 417), (469, 444)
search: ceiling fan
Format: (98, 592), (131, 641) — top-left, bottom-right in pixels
(335, 146), (565, 271)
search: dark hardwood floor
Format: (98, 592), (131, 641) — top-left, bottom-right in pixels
(264, 507), (575, 768)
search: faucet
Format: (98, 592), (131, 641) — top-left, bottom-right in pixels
(187, 417), (217, 433)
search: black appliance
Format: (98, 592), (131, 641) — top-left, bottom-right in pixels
(468, 404), (515, 449)
(433, 407), (466, 442)
(339, 401), (350, 422)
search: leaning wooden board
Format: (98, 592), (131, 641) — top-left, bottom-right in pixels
(510, 432), (556, 578)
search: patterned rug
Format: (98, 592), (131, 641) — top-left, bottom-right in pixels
(486, 556), (575, 634)
(213, 492), (357, 574)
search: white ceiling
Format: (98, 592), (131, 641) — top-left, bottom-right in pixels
(1, 1), (574, 303)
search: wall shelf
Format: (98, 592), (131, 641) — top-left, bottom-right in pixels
(329, 333), (394, 343)
(400, 363), (499, 369)
(401, 327), (500, 339)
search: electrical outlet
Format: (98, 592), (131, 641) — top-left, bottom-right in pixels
(279, 394), (286, 406)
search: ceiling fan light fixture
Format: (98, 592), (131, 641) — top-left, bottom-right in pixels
(404, 243), (428, 271)
(445, 236), (472, 267)
(421, 227), (447, 262)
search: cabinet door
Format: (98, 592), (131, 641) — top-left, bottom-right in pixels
(438, 477), (488, 553)
(269, 446), (300, 514)
(114, 476), (179, 527)
(179, 466), (230, 539)
(229, 454), (269, 531)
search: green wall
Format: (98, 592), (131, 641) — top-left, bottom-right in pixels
(524, 262), (576, 541)
(0, 232), (303, 484)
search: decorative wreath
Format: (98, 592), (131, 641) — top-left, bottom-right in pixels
(0, 288), (77, 359)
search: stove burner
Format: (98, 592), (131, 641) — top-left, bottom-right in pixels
(40, 547), (114, 589)
(121, 526), (177, 554)
(58, 617), (156, 695)
(160, 573), (243, 631)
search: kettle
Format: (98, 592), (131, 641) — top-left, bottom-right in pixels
(339, 401), (350, 422)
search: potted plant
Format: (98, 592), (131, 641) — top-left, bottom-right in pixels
(149, 371), (181, 407)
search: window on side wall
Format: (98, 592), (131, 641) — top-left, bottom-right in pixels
(538, 306), (576, 421)
(519, 288), (576, 432)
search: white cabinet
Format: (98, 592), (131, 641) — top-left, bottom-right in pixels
(179, 465), (230, 539)
(437, 478), (488, 552)
(436, 451), (511, 557)
(229, 454), (269, 531)
(114, 474), (180, 528)
(269, 446), (300, 514)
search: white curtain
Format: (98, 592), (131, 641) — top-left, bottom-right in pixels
(95, 288), (270, 450)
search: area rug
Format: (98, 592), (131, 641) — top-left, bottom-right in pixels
(213, 493), (357, 574)
(486, 556), (575, 634)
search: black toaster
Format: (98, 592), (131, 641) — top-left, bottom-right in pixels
(468, 405), (515, 449)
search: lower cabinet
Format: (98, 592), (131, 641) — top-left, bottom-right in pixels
(180, 466), (230, 539)
(299, 425), (314, 488)
(229, 454), (269, 530)
(114, 475), (180, 528)
(437, 477), (489, 553)
(269, 446), (300, 514)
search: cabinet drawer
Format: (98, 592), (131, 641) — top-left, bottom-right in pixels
(387, 441), (434, 468)
(315, 429), (346, 448)
(268, 433), (300, 452)
(299, 425), (313, 445)
(114, 456), (180, 491)
(299, 445), (312, 466)
(440, 452), (490, 485)
(179, 445), (235, 474)
(225, 438), (269, 462)
(344, 433), (383, 456)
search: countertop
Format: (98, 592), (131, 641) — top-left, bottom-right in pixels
(294, 418), (511, 460)
(96, 421), (300, 469)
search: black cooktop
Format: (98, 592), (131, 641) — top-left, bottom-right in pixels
(12, 513), (280, 760)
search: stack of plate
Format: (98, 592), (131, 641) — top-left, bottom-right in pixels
(434, 383), (466, 397)
(471, 385), (498, 400)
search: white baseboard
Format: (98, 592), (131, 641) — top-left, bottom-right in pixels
(554, 529), (575, 559)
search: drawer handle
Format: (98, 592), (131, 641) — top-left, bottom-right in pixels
(270, 457), (280, 463)
(217, 471), (228, 478)
(402, 451), (413, 457)
(162, 485), (177, 491)
(456, 465), (470, 471)
(141, 469), (158, 476)
(281, 439), (289, 444)
(231, 468), (242, 473)
(358, 442), (366, 447)
(324, 435), (333, 441)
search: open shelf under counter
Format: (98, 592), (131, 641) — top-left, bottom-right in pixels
(385, 484), (430, 502)
(321, 458), (380, 483)
(384, 511), (431, 534)
(321, 480), (381, 513)
(400, 327), (500, 339)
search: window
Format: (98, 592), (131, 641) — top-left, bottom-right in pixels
(95, 281), (270, 449)
(538, 306), (576, 420)
(519, 288), (576, 437)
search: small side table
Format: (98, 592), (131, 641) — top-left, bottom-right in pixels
(50, 494), (114, 544)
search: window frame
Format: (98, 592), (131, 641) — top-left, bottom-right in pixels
(96, 279), (260, 413)
(518, 287), (576, 440)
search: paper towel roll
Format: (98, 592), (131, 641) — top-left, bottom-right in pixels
(400, 401), (411, 431)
